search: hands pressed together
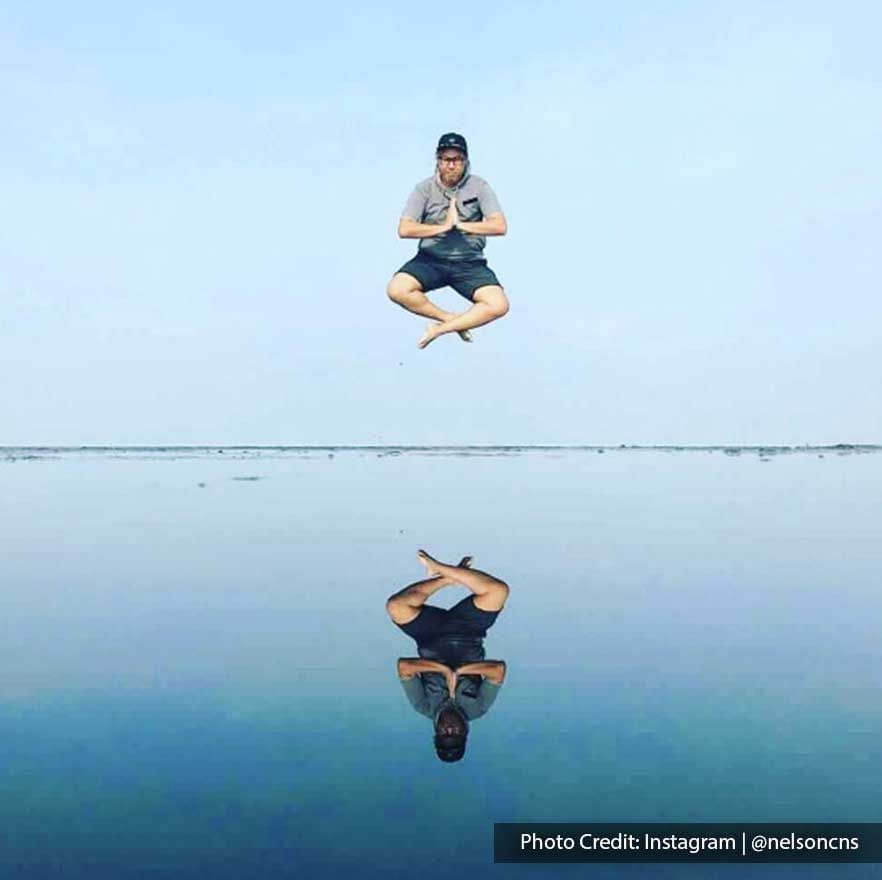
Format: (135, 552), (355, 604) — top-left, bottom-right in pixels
(442, 196), (460, 232)
(397, 657), (478, 698)
(396, 552), (507, 695)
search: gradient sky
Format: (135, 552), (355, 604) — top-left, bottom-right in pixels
(3, 1), (880, 445)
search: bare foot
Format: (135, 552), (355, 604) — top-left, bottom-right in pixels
(417, 549), (443, 577)
(422, 314), (472, 347)
(418, 550), (473, 577)
(439, 311), (472, 344)
(417, 324), (440, 349)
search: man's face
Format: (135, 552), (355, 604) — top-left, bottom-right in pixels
(436, 707), (467, 737)
(437, 149), (466, 187)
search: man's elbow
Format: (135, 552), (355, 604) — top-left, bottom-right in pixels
(398, 219), (415, 238)
(488, 214), (507, 236)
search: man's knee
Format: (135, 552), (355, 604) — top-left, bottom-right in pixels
(475, 286), (509, 318)
(387, 273), (421, 305)
(493, 295), (510, 319)
(476, 581), (509, 612)
(387, 596), (420, 626)
(494, 581), (510, 608)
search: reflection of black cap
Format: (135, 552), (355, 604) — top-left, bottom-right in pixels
(434, 734), (466, 762)
(436, 132), (468, 156)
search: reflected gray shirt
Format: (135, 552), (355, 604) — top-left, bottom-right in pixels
(399, 673), (502, 721)
(401, 171), (503, 262)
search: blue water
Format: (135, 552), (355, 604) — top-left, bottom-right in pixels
(2, 447), (881, 878)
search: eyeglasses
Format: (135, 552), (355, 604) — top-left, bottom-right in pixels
(438, 156), (465, 165)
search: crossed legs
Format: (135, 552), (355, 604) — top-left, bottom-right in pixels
(417, 286), (509, 350)
(387, 274), (473, 344)
(387, 275), (510, 349)
(385, 551), (510, 626)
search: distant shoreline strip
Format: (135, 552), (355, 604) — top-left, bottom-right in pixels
(2, 443), (880, 462)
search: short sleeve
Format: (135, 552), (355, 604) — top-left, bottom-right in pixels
(400, 676), (433, 718)
(402, 186), (427, 221)
(477, 181), (502, 216)
(460, 679), (502, 720)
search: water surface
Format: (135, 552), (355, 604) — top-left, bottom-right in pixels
(2, 447), (881, 877)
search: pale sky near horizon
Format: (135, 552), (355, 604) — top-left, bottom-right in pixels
(3, 2), (880, 445)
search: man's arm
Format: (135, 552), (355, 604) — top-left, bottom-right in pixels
(455, 660), (506, 684)
(455, 212), (507, 236)
(398, 217), (452, 239)
(398, 198), (458, 239)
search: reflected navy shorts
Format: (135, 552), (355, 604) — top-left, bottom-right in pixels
(397, 252), (501, 302)
(398, 595), (500, 645)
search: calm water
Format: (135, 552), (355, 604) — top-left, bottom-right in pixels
(2, 447), (881, 878)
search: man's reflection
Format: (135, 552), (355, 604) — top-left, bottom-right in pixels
(386, 550), (509, 762)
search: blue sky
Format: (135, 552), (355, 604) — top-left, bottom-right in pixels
(3, 1), (880, 444)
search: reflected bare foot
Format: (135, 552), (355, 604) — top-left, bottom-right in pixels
(417, 550), (474, 579)
(417, 549), (443, 577)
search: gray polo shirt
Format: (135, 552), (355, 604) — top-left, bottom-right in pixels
(400, 673), (502, 722)
(402, 170), (503, 262)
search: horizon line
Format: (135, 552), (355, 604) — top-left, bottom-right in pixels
(2, 443), (880, 452)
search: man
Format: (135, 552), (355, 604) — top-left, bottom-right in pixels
(387, 133), (510, 349)
(386, 550), (509, 762)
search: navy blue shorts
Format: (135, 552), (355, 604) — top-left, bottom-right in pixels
(397, 595), (500, 646)
(397, 252), (501, 302)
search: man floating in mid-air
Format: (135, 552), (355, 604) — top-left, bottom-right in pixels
(387, 133), (510, 349)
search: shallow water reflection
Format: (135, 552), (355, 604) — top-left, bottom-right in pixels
(386, 550), (509, 763)
(2, 449), (881, 877)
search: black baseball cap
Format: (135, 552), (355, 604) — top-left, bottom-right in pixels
(436, 132), (468, 156)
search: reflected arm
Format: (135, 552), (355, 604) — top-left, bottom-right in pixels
(455, 660), (506, 684)
(398, 658), (457, 698)
(397, 658), (454, 679)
